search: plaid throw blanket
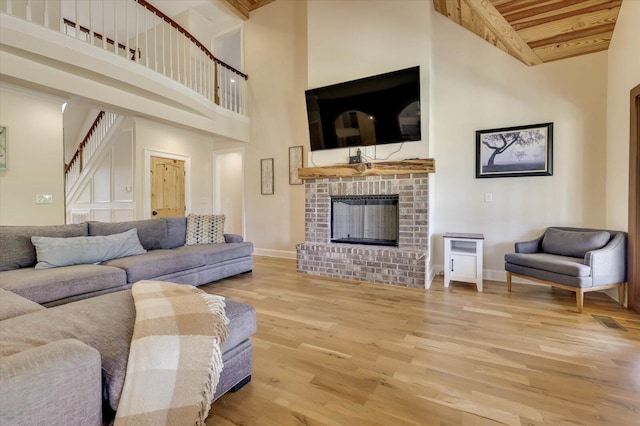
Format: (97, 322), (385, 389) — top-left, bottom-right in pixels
(115, 281), (229, 426)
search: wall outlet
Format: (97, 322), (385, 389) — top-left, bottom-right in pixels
(484, 192), (493, 202)
(35, 194), (53, 204)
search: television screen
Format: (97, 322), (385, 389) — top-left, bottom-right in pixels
(305, 66), (421, 152)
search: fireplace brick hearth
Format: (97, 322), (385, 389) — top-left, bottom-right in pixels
(296, 167), (430, 288)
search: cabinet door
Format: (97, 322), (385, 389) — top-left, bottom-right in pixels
(450, 254), (477, 280)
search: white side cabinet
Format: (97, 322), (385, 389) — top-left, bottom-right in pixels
(444, 233), (484, 292)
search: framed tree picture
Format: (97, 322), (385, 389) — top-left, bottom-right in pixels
(289, 146), (303, 185)
(261, 158), (274, 195)
(476, 122), (553, 178)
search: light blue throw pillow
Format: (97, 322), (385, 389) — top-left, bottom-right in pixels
(31, 228), (147, 269)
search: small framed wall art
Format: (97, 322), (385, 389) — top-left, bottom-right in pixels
(261, 158), (274, 195)
(289, 146), (303, 185)
(476, 122), (553, 178)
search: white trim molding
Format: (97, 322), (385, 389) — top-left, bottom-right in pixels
(253, 249), (297, 260)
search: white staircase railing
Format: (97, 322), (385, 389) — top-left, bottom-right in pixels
(1, 0), (247, 115)
(65, 110), (118, 194)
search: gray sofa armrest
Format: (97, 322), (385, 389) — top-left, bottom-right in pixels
(224, 233), (244, 243)
(514, 235), (543, 254)
(585, 232), (627, 286)
(0, 339), (102, 426)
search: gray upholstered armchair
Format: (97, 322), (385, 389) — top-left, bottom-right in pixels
(504, 227), (627, 312)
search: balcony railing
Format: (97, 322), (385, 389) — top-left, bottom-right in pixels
(1, 0), (247, 115)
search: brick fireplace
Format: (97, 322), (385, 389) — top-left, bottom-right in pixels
(296, 160), (434, 288)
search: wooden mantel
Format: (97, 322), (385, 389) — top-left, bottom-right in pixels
(298, 159), (435, 180)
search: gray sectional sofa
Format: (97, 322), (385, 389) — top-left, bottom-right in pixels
(0, 218), (257, 425)
(0, 217), (254, 306)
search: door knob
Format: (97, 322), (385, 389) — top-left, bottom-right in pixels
(152, 211), (158, 216)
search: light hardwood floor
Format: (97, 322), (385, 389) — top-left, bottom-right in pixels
(203, 256), (640, 426)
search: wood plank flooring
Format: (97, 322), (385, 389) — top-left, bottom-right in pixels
(202, 256), (640, 426)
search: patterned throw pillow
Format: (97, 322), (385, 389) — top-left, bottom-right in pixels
(185, 214), (225, 245)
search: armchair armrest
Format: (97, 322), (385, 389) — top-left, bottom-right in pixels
(585, 232), (627, 286)
(514, 235), (543, 254)
(224, 233), (244, 243)
(0, 339), (102, 426)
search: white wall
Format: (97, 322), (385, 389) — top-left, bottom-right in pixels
(133, 118), (215, 219)
(430, 13), (609, 277)
(239, 0), (434, 256)
(242, 0), (308, 256)
(0, 85), (65, 225)
(606, 0), (640, 231)
(307, 0), (432, 166)
(214, 149), (244, 235)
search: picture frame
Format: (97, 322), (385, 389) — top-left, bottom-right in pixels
(0, 125), (6, 170)
(289, 146), (303, 185)
(476, 122), (553, 178)
(261, 158), (274, 195)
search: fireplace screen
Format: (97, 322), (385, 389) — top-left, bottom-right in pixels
(331, 195), (399, 246)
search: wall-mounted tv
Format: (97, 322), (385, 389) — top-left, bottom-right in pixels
(305, 66), (421, 152)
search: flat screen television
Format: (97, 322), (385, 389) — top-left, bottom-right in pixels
(305, 66), (421, 152)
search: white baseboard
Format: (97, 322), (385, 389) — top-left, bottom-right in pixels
(426, 264), (438, 289)
(432, 266), (549, 286)
(253, 248), (297, 260)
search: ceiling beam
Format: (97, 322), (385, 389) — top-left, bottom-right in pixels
(463, 0), (543, 66)
(219, 0), (249, 20)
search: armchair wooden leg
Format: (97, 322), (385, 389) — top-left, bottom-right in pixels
(618, 283), (626, 306)
(576, 289), (584, 313)
(506, 271), (512, 292)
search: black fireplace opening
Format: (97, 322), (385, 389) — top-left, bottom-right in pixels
(331, 195), (399, 246)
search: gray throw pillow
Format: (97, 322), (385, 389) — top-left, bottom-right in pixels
(31, 228), (147, 269)
(541, 228), (611, 258)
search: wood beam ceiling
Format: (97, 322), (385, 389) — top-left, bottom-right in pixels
(219, 0), (276, 20)
(433, 0), (622, 66)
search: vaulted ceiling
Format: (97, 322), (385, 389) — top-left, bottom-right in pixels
(220, 0), (622, 66)
(433, 0), (622, 66)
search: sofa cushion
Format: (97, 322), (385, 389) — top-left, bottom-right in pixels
(0, 264), (127, 304)
(0, 290), (135, 411)
(88, 220), (167, 250)
(101, 249), (205, 283)
(172, 242), (254, 265)
(0, 289), (45, 320)
(222, 299), (257, 353)
(161, 217), (187, 249)
(0, 338), (103, 426)
(505, 252), (591, 277)
(186, 214), (225, 245)
(0, 223), (88, 271)
(541, 228), (610, 258)
(31, 229), (146, 269)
